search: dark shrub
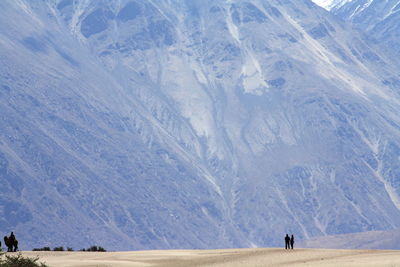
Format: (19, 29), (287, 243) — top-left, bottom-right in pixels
(80, 246), (106, 252)
(0, 252), (48, 267)
(32, 247), (51, 251)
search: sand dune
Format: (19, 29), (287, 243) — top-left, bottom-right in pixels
(16, 248), (400, 266)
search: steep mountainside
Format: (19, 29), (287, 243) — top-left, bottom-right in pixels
(332, 0), (400, 56)
(2, 0), (400, 250)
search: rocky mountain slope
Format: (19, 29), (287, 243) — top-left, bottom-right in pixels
(2, 0), (400, 250)
(331, 0), (400, 57)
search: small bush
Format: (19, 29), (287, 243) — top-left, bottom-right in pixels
(53, 247), (64, 251)
(0, 252), (48, 267)
(80, 246), (106, 252)
(67, 247), (74, 251)
(32, 247), (51, 251)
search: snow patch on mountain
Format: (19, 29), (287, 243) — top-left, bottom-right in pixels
(312, 0), (354, 10)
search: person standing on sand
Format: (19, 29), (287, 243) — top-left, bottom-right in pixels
(290, 235), (294, 249)
(9, 232), (15, 243)
(9, 232), (18, 252)
(4, 236), (11, 252)
(285, 234), (290, 249)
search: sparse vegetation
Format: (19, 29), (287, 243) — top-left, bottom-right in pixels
(32, 247), (51, 251)
(80, 246), (106, 252)
(33, 246), (74, 252)
(0, 252), (48, 267)
(32, 245), (106, 252)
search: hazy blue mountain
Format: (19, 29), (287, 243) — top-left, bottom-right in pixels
(331, 0), (400, 56)
(2, 0), (400, 250)
(302, 228), (400, 249)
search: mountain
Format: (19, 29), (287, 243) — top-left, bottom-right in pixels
(0, 0), (234, 250)
(302, 228), (400, 249)
(331, 0), (400, 56)
(2, 0), (400, 250)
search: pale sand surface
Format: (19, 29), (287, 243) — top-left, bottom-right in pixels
(18, 248), (400, 267)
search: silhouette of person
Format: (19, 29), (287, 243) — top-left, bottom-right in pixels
(290, 235), (294, 249)
(9, 232), (15, 243)
(285, 234), (290, 249)
(13, 239), (18, 252)
(4, 236), (11, 252)
(9, 232), (16, 252)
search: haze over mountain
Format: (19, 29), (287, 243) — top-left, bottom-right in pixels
(303, 228), (400, 250)
(1, 0), (400, 250)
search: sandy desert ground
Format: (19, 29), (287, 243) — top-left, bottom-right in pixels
(14, 248), (400, 267)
